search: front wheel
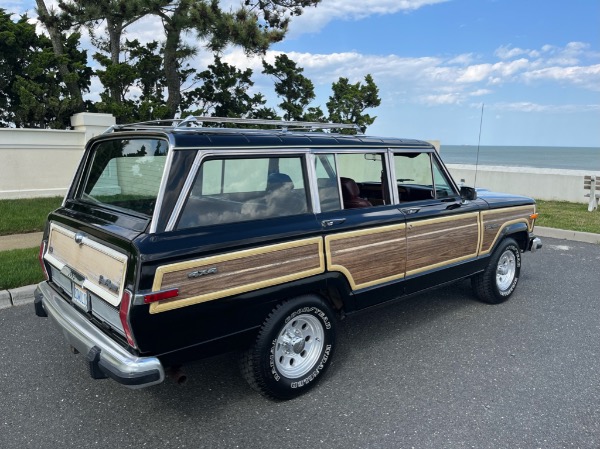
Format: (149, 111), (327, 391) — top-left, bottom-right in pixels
(241, 295), (336, 400)
(472, 237), (522, 304)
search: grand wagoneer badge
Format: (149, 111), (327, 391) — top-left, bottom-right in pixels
(99, 275), (119, 293)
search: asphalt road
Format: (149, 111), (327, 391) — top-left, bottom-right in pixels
(1, 237), (599, 449)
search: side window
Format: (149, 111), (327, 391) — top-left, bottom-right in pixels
(177, 155), (308, 229)
(336, 152), (388, 208)
(315, 154), (342, 212)
(431, 157), (456, 198)
(394, 152), (457, 202)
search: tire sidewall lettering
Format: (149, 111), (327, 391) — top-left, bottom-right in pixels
(290, 344), (331, 389)
(284, 306), (331, 330)
(268, 304), (333, 390)
(497, 243), (521, 297)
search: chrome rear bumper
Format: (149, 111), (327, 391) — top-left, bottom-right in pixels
(35, 281), (164, 389)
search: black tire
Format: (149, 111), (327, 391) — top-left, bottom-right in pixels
(472, 237), (522, 304)
(241, 295), (336, 400)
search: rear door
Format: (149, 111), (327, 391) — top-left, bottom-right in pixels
(312, 150), (407, 310)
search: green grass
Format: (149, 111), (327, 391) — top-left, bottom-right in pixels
(0, 197), (63, 236)
(0, 247), (44, 290)
(535, 200), (600, 234)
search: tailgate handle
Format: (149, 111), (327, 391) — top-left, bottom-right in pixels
(321, 218), (346, 228)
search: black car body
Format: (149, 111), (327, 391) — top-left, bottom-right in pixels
(35, 117), (542, 399)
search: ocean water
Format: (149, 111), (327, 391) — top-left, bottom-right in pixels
(440, 145), (600, 171)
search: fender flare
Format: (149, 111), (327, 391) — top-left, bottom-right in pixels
(496, 222), (529, 252)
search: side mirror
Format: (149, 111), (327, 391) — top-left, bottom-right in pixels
(460, 186), (477, 201)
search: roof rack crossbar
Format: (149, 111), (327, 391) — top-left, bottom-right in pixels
(103, 116), (361, 134)
(178, 116), (360, 132)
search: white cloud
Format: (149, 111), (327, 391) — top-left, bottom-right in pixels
(287, 0), (449, 35)
(522, 64), (600, 91)
(446, 53), (475, 66)
(495, 45), (540, 60)
(456, 64), (494, 83)
(469, 89), (492, 96)
(493, 102), (600, 113)
(224, 41), (600, 111)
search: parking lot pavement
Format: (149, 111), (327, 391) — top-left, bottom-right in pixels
(0, 237), (599, 449)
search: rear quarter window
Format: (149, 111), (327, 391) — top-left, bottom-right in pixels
(177, 155), (309, 229)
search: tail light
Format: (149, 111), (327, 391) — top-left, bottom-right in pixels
(39, 240), (49, 281)
(143, 288), (179, 304)
(119, 290), (137, 348)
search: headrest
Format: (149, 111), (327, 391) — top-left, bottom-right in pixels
(267, 173), (294, 191)
(340, 177), (360, 197)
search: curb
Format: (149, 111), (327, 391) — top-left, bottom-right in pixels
(0, 284), (37, 310)
(535, 227), (600, 245)
(0, 228), (598, 311)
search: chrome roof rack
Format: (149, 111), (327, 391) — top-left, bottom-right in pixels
(104, 116), (361, 134)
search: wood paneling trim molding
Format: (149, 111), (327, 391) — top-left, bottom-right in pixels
(150, 237), (324, 313)
(325, 223), (407, 290)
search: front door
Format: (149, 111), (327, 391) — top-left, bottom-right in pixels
(393, 152), (481, 294)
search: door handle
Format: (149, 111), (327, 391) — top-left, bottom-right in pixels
(321, 218), (346, 228)
(400, 207), (420, 215)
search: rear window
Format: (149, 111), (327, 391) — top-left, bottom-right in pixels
(78, 138), (168, 216)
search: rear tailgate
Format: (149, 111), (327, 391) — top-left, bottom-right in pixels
(45, 222), (128, 306)
(42, 219), (138, 342)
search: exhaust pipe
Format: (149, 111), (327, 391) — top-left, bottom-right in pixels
(166, 365), (187, 385)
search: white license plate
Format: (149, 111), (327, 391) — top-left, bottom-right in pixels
(72, 284), (89, 311)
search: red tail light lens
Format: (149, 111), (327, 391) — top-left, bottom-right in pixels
(119, 290), (137, 348)
(143, 288), (179, 304)
(39, 240), (49, 281)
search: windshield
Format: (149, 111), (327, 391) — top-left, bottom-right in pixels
(79, 138), (168, 216)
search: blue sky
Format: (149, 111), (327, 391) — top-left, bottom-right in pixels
(4, 0), (600, 147)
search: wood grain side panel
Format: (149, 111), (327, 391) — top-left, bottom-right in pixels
(46, 224), (127, 304)
(150, 238), (324, 314)
(326, 224), (406, 290)
(405, 213), (480, 276)
(480, 205), (536, 254)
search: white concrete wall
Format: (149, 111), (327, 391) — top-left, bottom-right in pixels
(0, 113), (115, 199)
(0, 119), (598, 203)
(447, 164), (600, 204)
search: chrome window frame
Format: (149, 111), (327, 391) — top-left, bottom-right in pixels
(164, 148), (313, 232)
(388, 147), (460, 205)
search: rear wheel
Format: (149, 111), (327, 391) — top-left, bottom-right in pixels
(241, 295), (336, 400)
(472, 237), (522, 304)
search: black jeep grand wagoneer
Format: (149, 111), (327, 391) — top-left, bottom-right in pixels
(35, 117), (542, 399)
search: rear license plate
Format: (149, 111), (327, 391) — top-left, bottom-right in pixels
(72, 284), (89, 311)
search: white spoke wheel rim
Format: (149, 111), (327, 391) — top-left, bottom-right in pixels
(275, 314), (324, 378)
(496, 249), (516, 291)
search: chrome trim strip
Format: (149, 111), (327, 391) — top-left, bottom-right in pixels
(37, 281), (164, 389)
(306, 153), (321, 214)
(149, 135), (177, 234)
(165, 150), (204, 232)
(164, 148), (313, 232)
(383, 149), (396, 205)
